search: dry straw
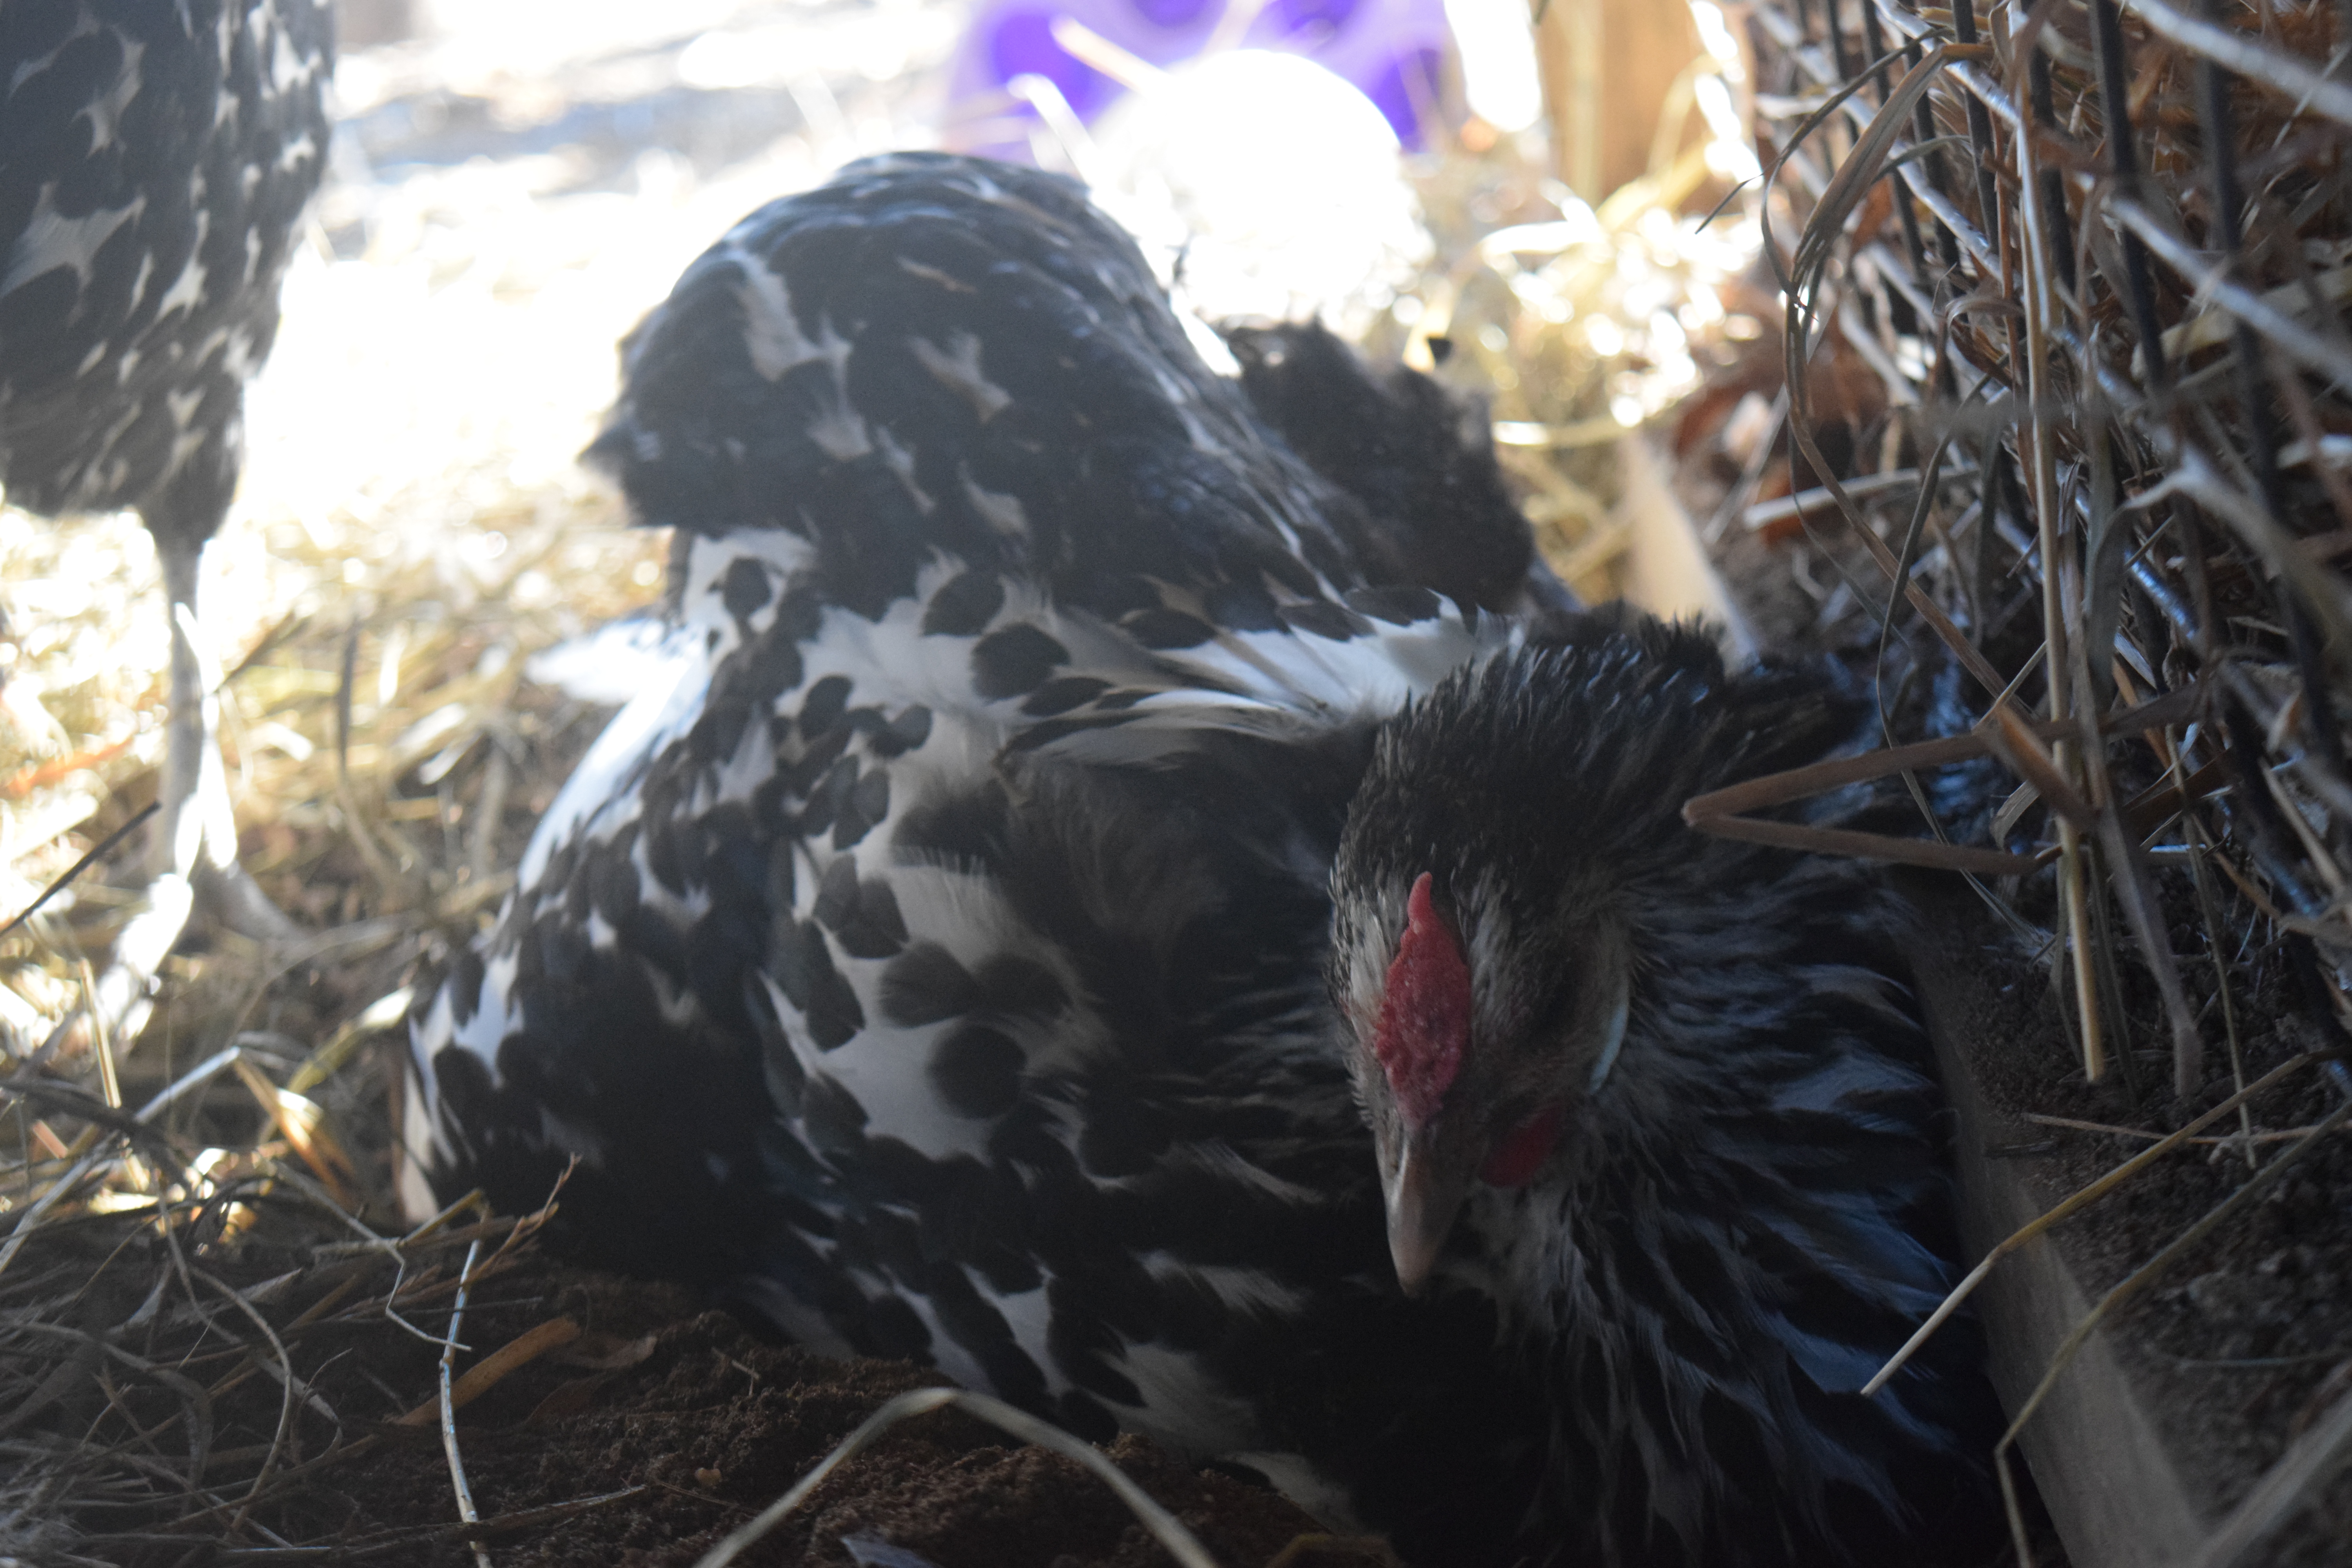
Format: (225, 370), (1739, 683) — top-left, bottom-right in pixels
(1725, 0), (2352, 1558)
(1732, 0), (2352, 1089)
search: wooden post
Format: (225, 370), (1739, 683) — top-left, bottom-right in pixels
(1532, 0), (1709, 201)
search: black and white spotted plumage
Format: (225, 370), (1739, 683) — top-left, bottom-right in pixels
(0, 0), (330, 539)
(1, 0), (330, 918)
(410, 142), (1521, 1481)
(408, 154), (1991, 1564)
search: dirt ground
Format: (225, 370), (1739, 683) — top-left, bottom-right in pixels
(325, 1277), (1341, 1568)
(6, 1208), (1372, 1568)
(1918, 892), (2352, 1558)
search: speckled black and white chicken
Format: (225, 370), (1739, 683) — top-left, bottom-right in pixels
(0, 0), (331, 942)
(406, 154), (1993, 1565)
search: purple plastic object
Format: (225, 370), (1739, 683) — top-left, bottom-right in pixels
(944, 0), (1458, 157)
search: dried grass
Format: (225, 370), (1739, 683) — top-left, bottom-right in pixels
(1735, 0), (2352, 1080)
(1725, 0), (2352, 1555)
(0, 1141), (565, 1566)
(1388, 23), (1766, 603)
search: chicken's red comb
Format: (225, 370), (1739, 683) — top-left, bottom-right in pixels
(1372, 872), (1472, 1127)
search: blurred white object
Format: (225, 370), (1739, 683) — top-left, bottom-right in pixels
(0, 671), (68, 764)
(1086, 50), (1430, 336)
(1442, 0), (1542, 131)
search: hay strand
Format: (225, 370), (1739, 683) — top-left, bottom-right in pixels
(692, 1388), (1223, 1568)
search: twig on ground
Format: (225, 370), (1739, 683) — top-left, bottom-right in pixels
(439, 1239), (492, 1568)
(0, 801), (158, 942)
(693, 1387), (1222, 1568)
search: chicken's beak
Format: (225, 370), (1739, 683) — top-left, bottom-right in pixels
(1385, 1125), (1472, 1296)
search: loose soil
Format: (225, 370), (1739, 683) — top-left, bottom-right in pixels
(1911, 886), (2352, 1558)
(9, 1218), (1365, 1568)
(325, 1271), (1341, 1568)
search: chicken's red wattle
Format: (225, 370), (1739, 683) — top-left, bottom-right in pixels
(1479, 1103), (1565, 1187)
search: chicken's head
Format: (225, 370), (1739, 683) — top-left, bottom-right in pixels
(1329, 629), (1786, 1294)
